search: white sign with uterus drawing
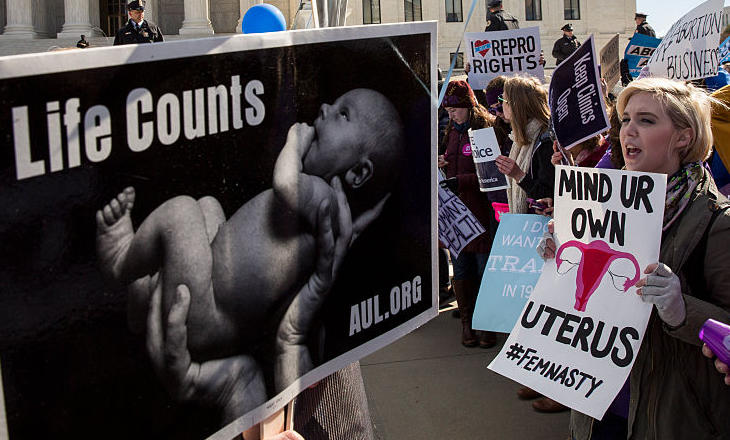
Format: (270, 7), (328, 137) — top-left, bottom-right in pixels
(489, 165), (666, 420)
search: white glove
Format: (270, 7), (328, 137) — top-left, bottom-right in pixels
(536, 220), (556, 261)
(637, 263), (686, 328)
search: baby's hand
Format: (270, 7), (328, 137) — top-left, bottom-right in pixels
(285, 122), (315, 157)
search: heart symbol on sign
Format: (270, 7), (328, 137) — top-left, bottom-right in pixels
(475, 40), (491, 57)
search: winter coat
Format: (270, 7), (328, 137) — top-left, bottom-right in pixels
(570, 167), (730, 440)
(552, 35), (581, 65)
(443, 124), (493, 254)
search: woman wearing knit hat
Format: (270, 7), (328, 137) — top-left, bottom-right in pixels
(439, 80), (498, 348)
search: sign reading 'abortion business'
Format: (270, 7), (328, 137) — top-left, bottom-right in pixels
(489, 166), (666, 419)
(465, 27), (544, 89)
(647, 0), (724, 81)
(549, 35), (609, 150)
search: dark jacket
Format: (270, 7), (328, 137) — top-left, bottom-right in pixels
(570, 168), (730, 440)
(552, 35), (581, 65)
(485, 9), (519, 32)
(635, 21), (656, 38)
(114, 20), (164, 45)
(443, 125), (493, 254)
(517, 131), (555, 202)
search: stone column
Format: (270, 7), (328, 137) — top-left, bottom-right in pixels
(2, 0), (39, 38)
(179, 0), (215, 35)
(237, 0), (264, 33)
(57, 0), (95, 38)
(145, 0), (160, 27)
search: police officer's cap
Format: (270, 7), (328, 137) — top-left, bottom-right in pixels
(127, 1), (145, 11)
(561, 23), (573, 32)
(635, 12), (647, 19)
(488, 0), (502, 7)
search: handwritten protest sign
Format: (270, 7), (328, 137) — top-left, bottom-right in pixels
(647, 0), (724, 81)
(0, 23), (437, 439)
(468, 127), (509, 192)
(465, 27), (544, 89)
(624, 33), (662, 78)
(489, 166), (666, 419)
(600, 34), (620, 90)
(549, 35), (609, 149)
(438, 173), (487, 259)
(473, 214), (548, 333)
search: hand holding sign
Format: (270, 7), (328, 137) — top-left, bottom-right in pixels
(495, 155), (526, 181)
(548, 35), (610, 150)
(636, 263), (686, 328)
(536, 219), (556, 260)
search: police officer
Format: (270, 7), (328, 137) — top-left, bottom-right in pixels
(76, 34), (89, 49)
(484, 0), (518, 32)
(113, 1), (163, 46)
(552, 23), (581, 66)
(634, 12), (656, 38)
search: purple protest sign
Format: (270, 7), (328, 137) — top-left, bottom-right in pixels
(549, 35), (609, 149)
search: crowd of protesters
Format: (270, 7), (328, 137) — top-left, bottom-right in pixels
(438, 56), (730, 437)
(438, 5), (730, 434)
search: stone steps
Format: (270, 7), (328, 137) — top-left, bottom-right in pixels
(0, 33), (238, 57)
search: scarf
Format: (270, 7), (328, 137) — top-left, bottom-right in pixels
(663, 161), (704, 231)
(507, 119), (543, 214)
(453, 120), (470, 133)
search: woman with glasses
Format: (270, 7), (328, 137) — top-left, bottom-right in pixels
(494, 75), (555, 214)
(494, 74), (563, 412)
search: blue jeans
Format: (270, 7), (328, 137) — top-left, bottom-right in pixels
(452, 252), (488, 282)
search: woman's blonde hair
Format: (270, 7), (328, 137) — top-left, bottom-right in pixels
(616, 78), (714, 163)
(503, 74), (550, 145)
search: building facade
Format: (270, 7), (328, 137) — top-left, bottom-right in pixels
(0, 0), (636, 69)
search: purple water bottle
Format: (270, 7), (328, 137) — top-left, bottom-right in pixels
(699, 319), (730, 365)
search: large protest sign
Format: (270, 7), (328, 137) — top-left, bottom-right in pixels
(438, 173), (487, 259)
(599, 34), (620, 90)
(647, 0), (724, 81)
(0, 23), (437, 439)
(465, 27), (544, 89)
(473, 214), (548, 333)
(624, 33), (662, 79)
(468, 127), (509, 192)
(489, 166), (666, 419)
(549, 35), (609, 150)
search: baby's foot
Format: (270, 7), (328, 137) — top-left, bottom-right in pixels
(96, 187), (136, 282)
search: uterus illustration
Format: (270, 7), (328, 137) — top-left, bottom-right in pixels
(555, 240), (640, 312)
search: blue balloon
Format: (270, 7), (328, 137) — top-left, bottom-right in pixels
(242, 4), (287, 34)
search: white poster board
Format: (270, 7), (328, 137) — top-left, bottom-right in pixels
(647, 0), (725, 81)
(465, 27), (544, 89)
(489, 166), (666, 419)
(468, 127), (509, 192)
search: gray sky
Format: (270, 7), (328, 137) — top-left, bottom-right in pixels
(635, 0), (729, 38)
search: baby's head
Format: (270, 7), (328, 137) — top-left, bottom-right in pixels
(304, 88), (405, 202)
